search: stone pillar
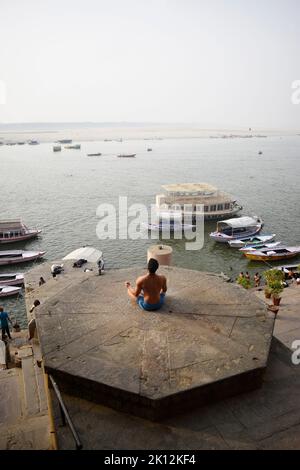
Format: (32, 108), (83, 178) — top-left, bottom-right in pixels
(147, 244), (173, 266)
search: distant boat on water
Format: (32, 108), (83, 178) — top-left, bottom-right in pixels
(65, 144), (81, 149)
(147, 148), (153, 152)
(87, 153), (102, 157)
(0, 250), (46, 266)
(57, 139), (72, 144)
(53, 145), (61, 152)
(0, 220), (41, 244)
(117, 154), (136, 158)
(28, 140), (39, 145)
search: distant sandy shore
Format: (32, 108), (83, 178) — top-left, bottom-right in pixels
(0, 124), (299, 143)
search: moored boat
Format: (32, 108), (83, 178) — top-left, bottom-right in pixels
(65, 144), (81, 149)
(239, 242), (281, 252)
(0, 273), (24, 286)
(87, 153), (102, 157)
(229, 233), (276, 248)
(53, 145), (61, 152)
(210, 216), (263, 243)
(243, 246), (300, 262)
(0, 220), (41, 244)
(0, 285), (22, 297)
(155, 183), (242, 222)
(0, 250), (46, 266)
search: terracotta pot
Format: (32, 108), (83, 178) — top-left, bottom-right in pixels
(273, 296), (281, 306)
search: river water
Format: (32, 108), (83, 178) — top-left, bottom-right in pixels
(1, 135), (299, 326)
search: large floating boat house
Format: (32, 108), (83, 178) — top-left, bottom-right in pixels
(155, 183), (242, 223)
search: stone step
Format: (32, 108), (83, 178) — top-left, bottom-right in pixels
(32, 342), (48, 413)
(21, 347), (40, 417)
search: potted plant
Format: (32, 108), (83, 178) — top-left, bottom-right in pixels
(264, 286), (272, 299)
(263, 269), (284, 299)
(269, 280), (284, 306)
(237, 276), (252, 290)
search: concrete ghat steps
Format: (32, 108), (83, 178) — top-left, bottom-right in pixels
(19, 345), (47, 416)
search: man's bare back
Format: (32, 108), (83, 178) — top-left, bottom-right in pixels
(125, 258), (167, 310)
(135, 273), (167, 304)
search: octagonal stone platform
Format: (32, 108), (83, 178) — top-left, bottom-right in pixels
(25, 264), (275, 420)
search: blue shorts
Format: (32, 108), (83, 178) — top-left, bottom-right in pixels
(137, 293), (165, 311)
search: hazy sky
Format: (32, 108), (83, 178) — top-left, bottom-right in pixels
(1, 0), (300, 128)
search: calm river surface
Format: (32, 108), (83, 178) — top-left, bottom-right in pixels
(1, 136), (299, 326)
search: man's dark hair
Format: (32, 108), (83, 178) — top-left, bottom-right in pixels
(0, 306), (3, 312)
(148, 258), (159, 274)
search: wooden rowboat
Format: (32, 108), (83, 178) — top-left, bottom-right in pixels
(0, 285), (22, 297)
(243, 246), (300, 262)
(0, 273), (24, 286)
(0, 250), (46, 266)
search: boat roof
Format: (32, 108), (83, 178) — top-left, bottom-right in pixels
(219, 217), (259, 228)
(63, 247), (103, 263)
(162, 183), (217, 194)
(0, 219), (23, 229)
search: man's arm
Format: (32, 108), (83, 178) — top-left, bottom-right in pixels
(125, 277), (143, 298)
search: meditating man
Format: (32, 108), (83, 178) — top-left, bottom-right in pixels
(125, 258), (167, 311)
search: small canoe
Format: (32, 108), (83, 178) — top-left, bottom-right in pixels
(0, 273), (24, 286)
(87, 153), (102, 157)
(229, 234), (276, 248)
(239, 242), (281, 253)
(0, 250), (46, 266)
(0, 285), (22, 297)
(244, 246), (300, 262)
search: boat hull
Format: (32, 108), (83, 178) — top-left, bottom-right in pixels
(0, 251), (45, 266)
(0, 230), (41, 244)
(244, 251), (300, 262)
(0, 274), (24, 286)
(210, 226), (262, 243)
(0, 286), (22, 297)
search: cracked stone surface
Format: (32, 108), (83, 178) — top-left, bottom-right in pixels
(25, 264), (275, 417)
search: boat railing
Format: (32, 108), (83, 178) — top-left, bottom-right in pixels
(48, 374), (83, 450)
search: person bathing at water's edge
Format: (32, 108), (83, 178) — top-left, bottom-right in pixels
(125, 258), (167, 311)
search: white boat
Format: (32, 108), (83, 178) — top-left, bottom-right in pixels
(239, 242), (281, 252)
(0, 219), (41, 244)
(63, 246), (103, 264)
(228, 234), (276, 248)
(0, 273), (24, 286)
(0, 285), (22, 297)
(210, 216), (263, 243)
(155, 183), (242, 222)
(0, 250), (46, 266)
